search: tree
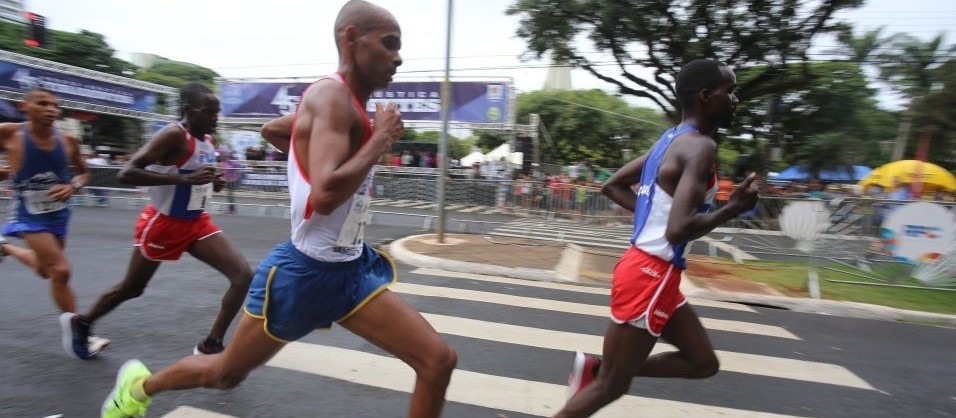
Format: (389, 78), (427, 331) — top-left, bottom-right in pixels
(880, 33), (956, 161)
(836, 26), (891, 65)
(0, 21), (135, 75)
(731, 61), (897, 176)
(514, 89), (667, 167)
(473, 129), (509, 153)
(506, 0), (863, 121)
(910, 58), (956, 169)
(134, 57), (220, 89)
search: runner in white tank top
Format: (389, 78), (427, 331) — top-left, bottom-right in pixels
(287, 73), (375, 262)
(100, 5), (457, 416)
(81, 83), (253, 360)
(146, 123), (218, 219)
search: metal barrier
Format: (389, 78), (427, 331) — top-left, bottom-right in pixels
(6, 165), (956, 238)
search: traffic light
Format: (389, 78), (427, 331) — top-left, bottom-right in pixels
(24, 12), (47, 48)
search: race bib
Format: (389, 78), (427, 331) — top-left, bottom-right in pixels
(22, 189), (68, 214)
(335, 194), (371, 247)
(187, 183), (213, 211)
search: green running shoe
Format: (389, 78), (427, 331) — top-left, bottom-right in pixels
(101, 359), (152, 418)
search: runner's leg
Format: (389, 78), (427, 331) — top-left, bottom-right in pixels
(554, 322), (657, 418)
(637, 304), (719, 378)
(84, 248), (161, 323)
(186, 232), (253, 341)
(21, 232), (75, 312)
(340, 290), (456, 418)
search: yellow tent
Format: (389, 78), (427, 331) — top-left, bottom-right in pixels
(858, 160), (956, 191)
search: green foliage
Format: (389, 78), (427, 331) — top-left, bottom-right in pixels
(506, 0), (863, 120)
(911, 58), (956, 169)
(473, 129), (509, 153)
(732, 62), (897, 175)
(0, 21), (135, 75)
(134, 57), (219, 89)
(515, 89), (667, 167)
(400, 130), (472, 160)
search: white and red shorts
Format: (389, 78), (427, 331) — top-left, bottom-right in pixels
(610, 246), (686, 337)
(134, 205), (221, 261)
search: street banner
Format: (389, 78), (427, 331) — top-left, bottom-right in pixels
(219, 80), (509, 123)
(0, 61), (157, 112)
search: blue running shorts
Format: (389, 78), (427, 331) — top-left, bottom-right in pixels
(3, 220), (69, 240)
(244, 240), (397, 342)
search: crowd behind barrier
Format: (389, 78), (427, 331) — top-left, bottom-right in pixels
(4, 163), (955, 239)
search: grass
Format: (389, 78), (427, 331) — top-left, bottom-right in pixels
(692, 258), (956, 315)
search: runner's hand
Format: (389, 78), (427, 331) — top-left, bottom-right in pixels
(185, 165), (217, 185)
(48, 184), (74, 202)
(370, 102), (405, 154)
(729, 173), (759, 215)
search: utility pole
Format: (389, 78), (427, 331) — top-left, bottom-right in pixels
(435, 0), (453, 243)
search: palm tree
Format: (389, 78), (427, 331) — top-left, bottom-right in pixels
(837, 27), (891, 64)
(880, 34), (956, 161)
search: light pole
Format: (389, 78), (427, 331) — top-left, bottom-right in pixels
(436, 0), (453, 243)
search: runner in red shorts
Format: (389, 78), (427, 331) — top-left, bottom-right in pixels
(555, 59), (759, 418)
(78, 82), (253, 355)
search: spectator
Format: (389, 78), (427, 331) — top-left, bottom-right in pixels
(85, 153), (111, 207)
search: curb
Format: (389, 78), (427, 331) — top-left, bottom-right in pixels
(388, 235), (565, 283)
(388, 235), (956, 327)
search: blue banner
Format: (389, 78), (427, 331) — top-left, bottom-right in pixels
(0, 61), (157, 112)
(219, 80), (509, 123)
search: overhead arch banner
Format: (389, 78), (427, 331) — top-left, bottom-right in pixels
(219, 80), (509, 123)
(0, 61), (157, 112)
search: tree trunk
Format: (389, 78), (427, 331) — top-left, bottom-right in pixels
(890, 103), (915, 161)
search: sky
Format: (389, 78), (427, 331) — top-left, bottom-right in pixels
(25, 0), (956, 112)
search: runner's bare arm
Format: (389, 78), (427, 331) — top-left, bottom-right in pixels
(261, 113), (293, 153)
(601, 153), (648, 212)
(666, 142), (755, 244)
(302, 83), (403, 215)
(118, 124), (216, 186)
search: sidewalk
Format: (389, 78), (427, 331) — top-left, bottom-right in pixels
(387, 233), (956, 327)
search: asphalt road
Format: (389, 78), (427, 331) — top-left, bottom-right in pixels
(1, 207), (954, 418)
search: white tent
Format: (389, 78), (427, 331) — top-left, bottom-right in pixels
(459, 151), (485, 167)
(485, 143), (524, 165)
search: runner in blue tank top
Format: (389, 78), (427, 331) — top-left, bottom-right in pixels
(0, 87), (106, 360)
(556, 59), (759, 418)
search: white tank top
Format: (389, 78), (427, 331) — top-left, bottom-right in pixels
(289, 73), (374, 262)
(146, 123), (218, 219)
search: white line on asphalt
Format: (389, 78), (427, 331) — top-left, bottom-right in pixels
(421, 313), (872, 390)
(457, 206), (487, 213)
(410, 268), (757, 313)
(444, 204), (467, 210)
(162, 406), (237, 418)
(392, 201), (431, 207)
(267, 342), (809, 418)
(391, 282), (794, 339)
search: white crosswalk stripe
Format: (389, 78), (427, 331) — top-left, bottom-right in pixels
(162, 406), (237, 417)
(155, 270), (878, 417)
(267, 342), (809, 418)
(391, 282), (798, 339)
(420, 313), (873, 390)
(410, 267), (758, 312)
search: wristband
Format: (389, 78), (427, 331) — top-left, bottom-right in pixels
(70, 180), (83, 191)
